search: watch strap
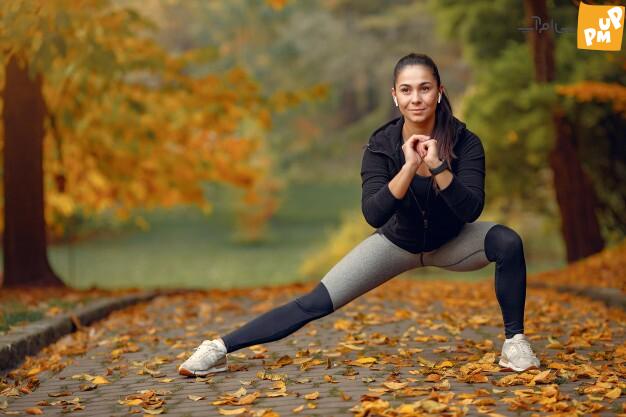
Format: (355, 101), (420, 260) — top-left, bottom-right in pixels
(428, 160), (449, 175)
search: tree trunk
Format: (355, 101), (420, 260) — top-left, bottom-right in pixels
(1, 53), (65, 287)
(523, 0), (604, 262)
(339, 85), (359, 124)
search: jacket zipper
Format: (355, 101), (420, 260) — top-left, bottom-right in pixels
(366, 145), (431, 258)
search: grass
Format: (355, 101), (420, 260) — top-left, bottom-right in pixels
(45, 180), (363, 289)
(0, 306), (44, 333)
(2, 180), (565, 290)
(0, 296), (100, 333)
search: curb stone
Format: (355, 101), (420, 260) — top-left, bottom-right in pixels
(0, 291), (165, 371)
(529, 282), (625, 310)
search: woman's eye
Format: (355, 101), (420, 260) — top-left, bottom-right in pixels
(422, 87), (430, 91)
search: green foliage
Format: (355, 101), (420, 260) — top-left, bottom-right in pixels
(429, 0), (626, 243)
(462, 43), (557, 209)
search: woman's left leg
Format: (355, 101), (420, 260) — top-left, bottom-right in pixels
(421, 221), (527, 339)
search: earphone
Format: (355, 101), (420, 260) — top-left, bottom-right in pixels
(438, 92), (442, 103)
(393, 97), (398, 106)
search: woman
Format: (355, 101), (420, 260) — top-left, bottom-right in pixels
(178, 53), (540, 376)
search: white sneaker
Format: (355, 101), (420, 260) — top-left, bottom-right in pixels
(178, 339), (228, 377)
(498, 333), (541, 372)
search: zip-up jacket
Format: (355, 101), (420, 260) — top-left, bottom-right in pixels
(361, 115), (486, 254)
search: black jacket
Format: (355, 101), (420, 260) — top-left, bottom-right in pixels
(361, 115), (486, 254)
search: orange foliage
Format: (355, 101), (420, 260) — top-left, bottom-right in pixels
(555, 81), (626, 117)
(529, 239), (626, 292)
(0, 0), (326, 241)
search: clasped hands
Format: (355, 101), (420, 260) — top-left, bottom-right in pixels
(401, 134), (442, 171)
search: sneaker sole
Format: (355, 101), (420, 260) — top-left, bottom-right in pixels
(498, 358), (539, 372)
(178, 364), (228, 377)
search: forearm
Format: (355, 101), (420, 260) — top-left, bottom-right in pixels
(388, 162), (419, 199)
(426, 158), (482, 222)
(361, 162), (417, 228)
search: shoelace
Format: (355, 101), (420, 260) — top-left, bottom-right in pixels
(191, 342), (216, 358)
(512, 339), (534, 357)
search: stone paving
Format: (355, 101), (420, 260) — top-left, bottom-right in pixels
(1, 278), (625, 416)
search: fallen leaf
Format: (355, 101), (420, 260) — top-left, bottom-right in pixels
(604, 387), (621, 400)
(91, 376), (110, 385)
(383, 381), (408, 390)
(304, 391), (319, 400)
(218, 408), (248, 415)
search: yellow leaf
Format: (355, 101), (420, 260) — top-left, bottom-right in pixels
(339, 343), (364, 351)
(187, 395), (204, 401)
(304, 391), (319, 400)
(26, 368), (42, 377)
(355, 357), (377, 364)
(435, 360), (455, 368)
(236, 392), (259, 405)
(218, 408), (248, 415)
(25, 408), (43, 415)
(383, 381), (408, 390)
(119, 399), (143, 406)
(605, 387), (621, 400)
(91, 376), (110, 385)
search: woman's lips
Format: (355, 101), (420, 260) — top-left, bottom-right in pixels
(410, 108), (426, 113)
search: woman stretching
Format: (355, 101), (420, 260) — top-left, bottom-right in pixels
(178, 53), (541, 376)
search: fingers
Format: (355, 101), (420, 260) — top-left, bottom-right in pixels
(417, 138), (437, 159)
(406, 134), (430, 143)
(417, 141), (427, 158)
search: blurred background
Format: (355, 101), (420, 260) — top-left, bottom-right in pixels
(1, 0), (625, 290)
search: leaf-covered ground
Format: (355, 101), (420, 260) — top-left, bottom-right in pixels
(1, 277), (624, 417)
(528, 240), (626, 292)
(0, 288), (141, 334)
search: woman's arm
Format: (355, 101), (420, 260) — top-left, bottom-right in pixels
(361, 149), (417, 228)
(429, 164), (453, 191)
(435, 135), (486, 223)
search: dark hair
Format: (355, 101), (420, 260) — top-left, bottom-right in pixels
(393, 53), (457, 192)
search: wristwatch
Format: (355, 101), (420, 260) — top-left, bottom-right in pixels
(428, 159), (449, 175)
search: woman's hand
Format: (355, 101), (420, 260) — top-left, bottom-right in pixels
(402, 134), (430, 169)
(417, 138), (442, 168)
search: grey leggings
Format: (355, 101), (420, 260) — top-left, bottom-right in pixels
(221, 221), (527, 352)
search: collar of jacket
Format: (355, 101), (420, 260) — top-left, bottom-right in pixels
(364, 115), (467, 167)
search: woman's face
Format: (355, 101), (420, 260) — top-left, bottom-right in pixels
(392, 65), (441, 125)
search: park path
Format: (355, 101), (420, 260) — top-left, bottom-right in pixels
(2, 278), (624, 416)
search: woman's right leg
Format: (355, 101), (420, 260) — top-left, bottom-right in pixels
(220, 231), (423, 353)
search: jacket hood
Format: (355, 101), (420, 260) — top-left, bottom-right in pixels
(365, 115), (467, 156)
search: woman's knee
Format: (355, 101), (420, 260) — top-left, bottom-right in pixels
(294, 282), (334, 316)
(485, 224), (524, 263)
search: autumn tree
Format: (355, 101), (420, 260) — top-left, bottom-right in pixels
(429, 0), (626, 262)
(0, 0), (322, 287)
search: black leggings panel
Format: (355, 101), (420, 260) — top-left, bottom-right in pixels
(484, 224), (527, 338)
(221, 281), (334, 353)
